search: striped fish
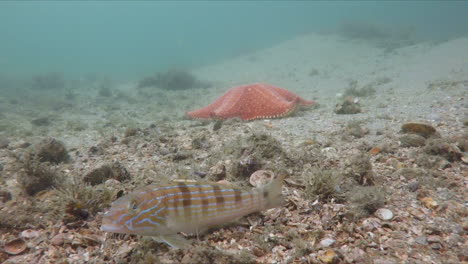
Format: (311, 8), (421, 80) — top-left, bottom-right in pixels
(100, 174), (285, 248)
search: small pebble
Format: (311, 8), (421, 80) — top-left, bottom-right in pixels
(0, 138), (9, 149)
(375, 208), (394, 221)
(415, 236), (428, 245)
(51, 234), (65, 246)
(408, 181), (420, 192)
(320, 238), (335, 247)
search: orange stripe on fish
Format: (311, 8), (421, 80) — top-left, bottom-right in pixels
(100, 174), (285, 248)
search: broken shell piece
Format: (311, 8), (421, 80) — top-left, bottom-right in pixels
(21, 229), (40, 239)
(318, 249), (339, 263)
(401, 122), (437, 138)
(461, 156), (468, 164)
(420, 197), (439, 209)
(375, 208), (394, 221)
(249, 170), (274, 188)
(4, 238), (27, 255)
(216, 180), (231, 186)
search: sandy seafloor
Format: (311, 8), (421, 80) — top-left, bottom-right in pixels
(0, 33), (467, 263)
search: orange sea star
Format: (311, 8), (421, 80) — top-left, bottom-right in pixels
(187, 83), (314, 121)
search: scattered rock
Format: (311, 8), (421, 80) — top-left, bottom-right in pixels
(344, 152), (374, 185)
(0, 137), (9, 149)
(335, 96), (362, 114)
(345, 121), (369, 138)
(347, 186), (385, 219)
(399, 134), (426, 147)
(31, 117), (51, 126)
(16, 141), (31, 148)
(83, 162), (131, 185)
(407, 181), (420, 192)
(0, 190), (12, 202)
(343, 79), (377, 97)
(208, 161), (226, 181)
(32, 72), (65, 90)
(35, 138), (69, 164)
(401, 122), (438, 138)
(50, 234), (66, 246)
(424, 138), (462, 162)
(124, 127), (139, 138)
(375, 208), (394, 221)
(137, 69), (211, 90)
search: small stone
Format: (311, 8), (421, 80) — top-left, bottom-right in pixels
(17, 141), (31, 148)
(0, 137), (9, 149)
(0, 190), (12, 202)
(407, 181), (420, 192)
(427, 235), (441, 243)
(320, 238), (335, 247)
(415, 236), (428, 245)
(375, 208), (394, 221)
(374, 258), (397, 264)
(399, 134), (426, 147)
(51, 234), (65, 246)
(84, 162), (131, 185)
(430, 243), (442, 250)
(335, 96), (362, 114)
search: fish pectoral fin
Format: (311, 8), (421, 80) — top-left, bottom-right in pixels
(153, 234), (192, 249)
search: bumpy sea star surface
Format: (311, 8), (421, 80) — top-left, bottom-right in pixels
(187, 83), (314, 121)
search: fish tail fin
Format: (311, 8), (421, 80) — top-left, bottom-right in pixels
(262, 174), (286, 209)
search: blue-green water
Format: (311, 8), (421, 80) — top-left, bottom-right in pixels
(1, 1), (467, 80)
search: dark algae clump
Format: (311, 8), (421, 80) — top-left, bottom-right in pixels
(35, 137), (69, 164)
(17, 154), (61, 196)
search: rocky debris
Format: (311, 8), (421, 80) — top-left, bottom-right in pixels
(83, 162), (131, 185)
(424, 138), (462, 162)
(344, 152), (374, 185)
(0, 137), (10, 149)
(30, 116), (52, 126)
(137, 69), (211, 90)
(399, 134), (426, 147)
(334, 96), (362, 114)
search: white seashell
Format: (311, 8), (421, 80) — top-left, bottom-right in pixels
(249, 170), (274, 188)
(21, 229), (40, 239)
(375, 208), (394, 221)
(320, 238), (335, 247)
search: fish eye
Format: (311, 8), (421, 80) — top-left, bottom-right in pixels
(128, 200), (138, 210)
